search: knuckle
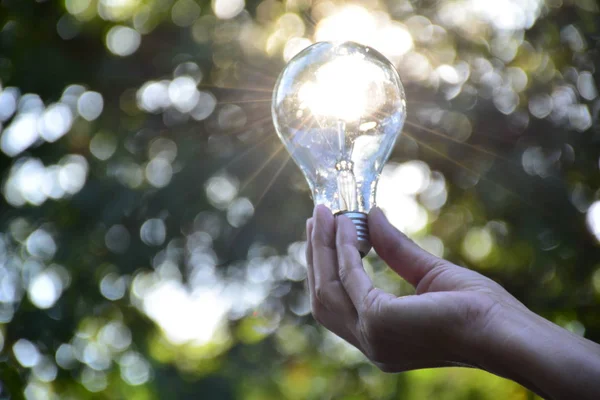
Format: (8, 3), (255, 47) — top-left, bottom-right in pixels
(415, 260), (452, 294)
(363, 287), (379, 313)
(357, 293), (385, 334)
(337, 266), (350, 286)
(462, 301), (484, 327)
(465, 295), (502, 332)
(360, 314), (382, 342)
(315, 285), (329, 305)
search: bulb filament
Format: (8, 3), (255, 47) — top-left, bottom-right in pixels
(335, 119), (360, 211)
(335, 159), (357, 211)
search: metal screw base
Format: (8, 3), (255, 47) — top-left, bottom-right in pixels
(335, 211), (371, 258)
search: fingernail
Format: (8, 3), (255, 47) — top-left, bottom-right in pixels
(306, 217), (313, 232)
(313, 204), (331, 222)
(370, 206), (384, 219)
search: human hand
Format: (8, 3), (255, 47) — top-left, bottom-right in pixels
(306, 205), (526, 372)
(305, 205), (600, 399)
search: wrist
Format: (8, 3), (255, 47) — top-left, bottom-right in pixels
(468, 302), (600, 399)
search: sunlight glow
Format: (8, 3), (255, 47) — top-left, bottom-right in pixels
(100, 273), (128, 300)
(298, 54), (386, 122)
(315, 5), (377, 46)
(376, 162), (436, 234)
(32, 357), (58, 383)
(586, 201), (600, 242)
(39, 103), (73, 142)
(143, 280), (230, 345)
(66, 0), (92, 16)
(146, 158), (173, 188)
(0, 87), (18, 121)
(80, 368), (107, 392)
(227, 197), (255, 227)
(1, 112), (39, 157)
(169, 76), (200, 112)
(98, 0), (140, 21)
(58, 155), (89, 194)
(283, 37), (312, 62)
(26, 229), (56, 260)
(213, 0), (245, 20)
(205, 174), (239, 209)
(137, 81), (170, 113)
(2, 156), (85, 207)
(462, 227), (494, 262)
(438, 0), (543, 34)
(13, 339), (40, 368)
(191, 91), (217, 120)
(106, 26), (141, 56)
(140, 219), (166, 246)
(313, 5), (413, 63)
(119, 351), (151, 385)
(28, 270), (63, 309)
(77, 91), (104, 121)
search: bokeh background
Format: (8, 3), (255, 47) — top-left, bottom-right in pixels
(0, 0), (599, 398)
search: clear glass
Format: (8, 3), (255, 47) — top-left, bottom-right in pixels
(272, 41), (406, 213)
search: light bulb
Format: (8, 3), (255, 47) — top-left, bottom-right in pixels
(272, 41), (406, 256)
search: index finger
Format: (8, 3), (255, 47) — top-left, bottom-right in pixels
(336, 214), (375, 313)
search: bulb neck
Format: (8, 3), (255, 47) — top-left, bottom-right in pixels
(335, 211), (371, 258)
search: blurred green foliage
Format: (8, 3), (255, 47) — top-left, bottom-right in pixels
(0, 0), (599, 398)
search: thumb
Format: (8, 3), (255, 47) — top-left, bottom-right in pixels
(368, 207), (445, 288)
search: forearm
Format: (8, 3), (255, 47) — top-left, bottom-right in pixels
(470, 304), (600, 399)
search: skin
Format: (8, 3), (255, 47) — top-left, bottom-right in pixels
(306, 205), (600, 400)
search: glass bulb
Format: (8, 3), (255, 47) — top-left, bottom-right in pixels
(272, 41), (406, 255)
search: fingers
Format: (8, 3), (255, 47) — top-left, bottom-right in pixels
(369, 207), (445, 288)
(336, 215), (375, 313)
(311, 206), (356, 317)
(305, 207), (362, 349)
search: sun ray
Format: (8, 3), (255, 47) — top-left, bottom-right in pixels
(252, 152), (292, 212)
(219, 129), (275, 171)
(405, 119), (517, 164)
(218, 114), (273, 137)
(216, 98), (273, 105)
(236, 105), (316, 196)
(238, 143), (287, 194)
(406, 100), (440, 106)
(224, 152), (292, 257)
(198, 83), (274, 93)
(235, 63), (278, 84)
(407, 114), (518, 144)
(404, 130), (534, 208)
